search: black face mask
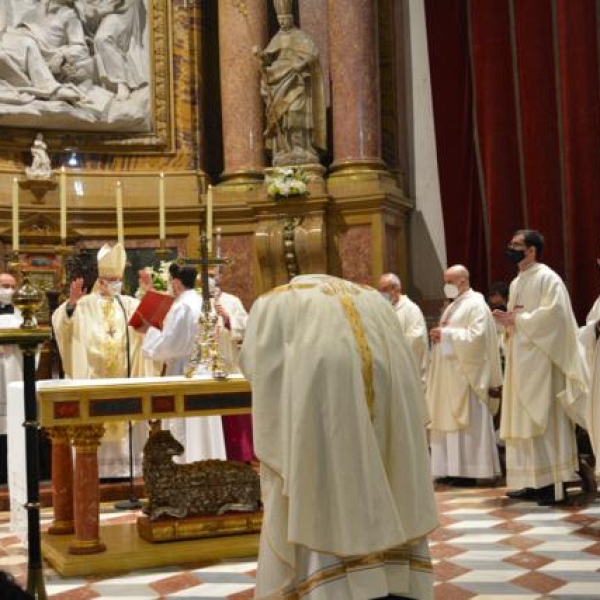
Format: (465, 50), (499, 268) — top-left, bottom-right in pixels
(505, 248), (526, 264)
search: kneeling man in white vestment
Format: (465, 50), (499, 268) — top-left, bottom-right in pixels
(240, 274), (438, 600)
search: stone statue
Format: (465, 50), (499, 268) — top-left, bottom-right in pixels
(253, 0), (326, 167)
(25, 133), (52, 179)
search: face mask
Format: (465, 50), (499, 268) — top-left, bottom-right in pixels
(505, 248), (526, 264)
(380, 291), (392, 303)
(208, 276), (217, 289)
(108, 281), (122, 296)
(0, 288), (14, 305)
(443, 283), (459, 299)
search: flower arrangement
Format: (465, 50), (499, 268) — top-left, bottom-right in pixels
(136, 260), (172, 297)
(266, 167), (309, 200)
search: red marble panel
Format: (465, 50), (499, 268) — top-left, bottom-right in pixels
(152, 395), (176, 413)
(339, 225), (372, 285)
(54, 401), (80, 420)
(220, 234), (255, 310)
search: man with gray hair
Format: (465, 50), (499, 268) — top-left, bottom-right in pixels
(426, 265), (503, 485)
(378, 272), (428, 383)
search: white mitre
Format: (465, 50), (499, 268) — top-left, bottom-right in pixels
(97, 243), (126, 278)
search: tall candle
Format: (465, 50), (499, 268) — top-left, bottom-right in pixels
(206, 185), (213, 253)
(116, 181), (124, 246)
(159, 172), (166, 241)
(11, 177), (19, 252)
(60, 167), (67, 242)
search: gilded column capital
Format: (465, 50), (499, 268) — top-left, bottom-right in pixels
(46, 426), (71, 444)
(68, 424), (105, 452)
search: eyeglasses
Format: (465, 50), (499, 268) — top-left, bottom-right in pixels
(507, 242), (527, 250)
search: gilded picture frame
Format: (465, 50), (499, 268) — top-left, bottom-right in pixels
(0, 0), (174, 154)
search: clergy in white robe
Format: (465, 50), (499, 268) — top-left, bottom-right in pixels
(378, 272), (429, 385)
(0, 273), (22, 484)
(580, 291), (600, 476)
(426, 265), (502, 482)
(495, 229), (588, 504)
(240, 274), (438, 600)
(140, 264), (225, 462)
(52, 244), (158, 478)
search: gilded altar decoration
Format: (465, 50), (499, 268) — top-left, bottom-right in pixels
(142, 429), (261, 520)
(266, 167), (308, 200)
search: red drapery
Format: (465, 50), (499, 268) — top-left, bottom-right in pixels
(425, 0), (600, 320)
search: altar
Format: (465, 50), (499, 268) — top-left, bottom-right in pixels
(10, 374), (258, 576)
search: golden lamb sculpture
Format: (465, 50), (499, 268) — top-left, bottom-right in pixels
(142, 428), (261, 520)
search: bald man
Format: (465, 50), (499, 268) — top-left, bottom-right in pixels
(426, 265), (503, 485)
(378, 273), (429, 384)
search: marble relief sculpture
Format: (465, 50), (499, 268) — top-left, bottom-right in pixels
(0, 0), (150, 132)
(253, 0), (326, 166)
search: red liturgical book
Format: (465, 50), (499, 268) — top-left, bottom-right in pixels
(129, 290), (174, 330)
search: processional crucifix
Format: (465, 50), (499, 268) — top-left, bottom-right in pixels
(180, 232), (231, 379)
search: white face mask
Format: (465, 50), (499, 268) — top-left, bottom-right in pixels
(0, 288), (14, 305)
(380, 291), (392, 303)
(108, 281), (122, 296)
(443, 283), (459, 299)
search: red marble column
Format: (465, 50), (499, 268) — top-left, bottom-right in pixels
(327, 0), (383, 169)
(47, 427), (74, 535)
(68, 425), (106, 555)
(218, 0), (268, 182)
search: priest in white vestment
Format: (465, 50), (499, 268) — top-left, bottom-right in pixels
(426, 265), (502, 483)
(240, 274), (438, 600)
(579, 267), (600, 477)
(494, 229), (589, 505)
(52, 244), (158, 477)
(139, 264), (225, 462)
(378, 272), (429, 385)
(197, 271), (254, 461)
(0, 273), (22, 484)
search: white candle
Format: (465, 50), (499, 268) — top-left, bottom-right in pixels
(116, 181), (124, 246)
(206, 185), (213, 253)
(60, 167), (67, 242)
(159, 172), (166, 241)
(11, 177), (19, 252)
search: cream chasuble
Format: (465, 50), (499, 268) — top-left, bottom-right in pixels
(426, 289), (502, 479)
(580, 296), (600, 475)
(393, 295), (429, 384)
(53, 293), (159, 477)
(500, 263), (588, 491)
(240, 275), (437, 600)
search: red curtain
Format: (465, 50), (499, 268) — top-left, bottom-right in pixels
(425, 0), (600, 320)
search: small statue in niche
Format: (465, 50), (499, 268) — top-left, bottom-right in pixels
(25, 133), (52, 179)
(253, 0), (326, 167)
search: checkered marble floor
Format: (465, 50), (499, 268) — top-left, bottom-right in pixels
(2, 485), (600, 598)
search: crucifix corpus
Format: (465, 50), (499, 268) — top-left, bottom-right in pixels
(180, 233), (232, 379)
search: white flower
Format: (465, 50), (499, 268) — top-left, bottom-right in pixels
(266, 167), (309, 201)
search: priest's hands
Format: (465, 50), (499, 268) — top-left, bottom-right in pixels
(216, 303), (231, 330)
(67, 278), (85, 307)
(138, 270), (154, 294)
(429, 327), (442, 344)
(492, 308), (517, 328)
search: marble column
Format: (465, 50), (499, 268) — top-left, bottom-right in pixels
(327, 0), (384, 170)
(68, 425), (106, 555)
(47, 427), (74, 535)
(218, 0), (268, 183)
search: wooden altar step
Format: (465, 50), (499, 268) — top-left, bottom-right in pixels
(42, 519), (259, 577)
